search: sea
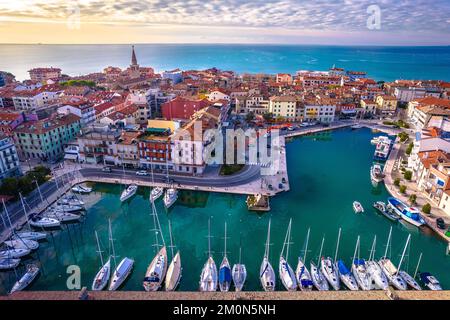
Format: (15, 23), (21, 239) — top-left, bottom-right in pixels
(1, 128), (449, 293)
(1, 44), (450, 82)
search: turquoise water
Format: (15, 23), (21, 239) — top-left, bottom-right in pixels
(1, 44), (450, 81)
(1, 128), (450, 294)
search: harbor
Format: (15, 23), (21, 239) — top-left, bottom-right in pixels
(1, 127), (450, 295)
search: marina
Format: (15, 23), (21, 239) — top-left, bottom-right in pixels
(1, 127), (450, 294)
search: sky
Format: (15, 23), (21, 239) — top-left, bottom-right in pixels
(0, 0), (450, 45)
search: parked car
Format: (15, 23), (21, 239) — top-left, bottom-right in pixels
(436, 218), (446, 230)
(136, 170), (148, 176)
(102, 166), (112, 173)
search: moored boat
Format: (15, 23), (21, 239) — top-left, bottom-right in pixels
(29, 216), (61, 229)
(43, 210), (80, 223)
(150, 187), (164, 203)
(199, 219), (218, 292)
(373, 136), (392, 161)
(165, 220), (182, 292)
(163, 188), (178, 209)
(387, 197), (425, 227)
(296, 228), (313, 291)
(336, 260), (359, 291)
(378, 259), (407, 290)
(71, 185), (92, 194)
(219, 223), (232, 292)
(12, 231), (46, 241)
(0, 248), (31, 259)
(260, 219), (275, 292)
(370, 164), (385, 185)
(321, 257), (340, 290)
(366, 235), (388, 290)
(109, 257), (134, 291)
(4, 239), (39, 251)
(143, 246), (168, 292)
(0, 258), (20, 270)
(9, 264), (39, 294)
(310, 236), (329, 291)
(52, 204), (84, 213)
(279, 219), (297, 291)
(120, 184), (138, 202)
(92, 230), (111, 291)
(373, 201), (399, 222)
(419, 272), (442, 290)
(399, 270), (421, 290)
(353, 201), (364, 214)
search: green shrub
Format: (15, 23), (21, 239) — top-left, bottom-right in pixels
(409, 194), (417, 205)
(405, 142), (414, 155)
(422, 203), (431, 214)
(399, 185), (407, 193)
(394, 178), (401, 187)
(404, 170), (412, 181)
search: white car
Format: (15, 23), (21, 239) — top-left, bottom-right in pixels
(136, 170), (148, 176)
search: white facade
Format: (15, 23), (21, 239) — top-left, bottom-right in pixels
(394, 87), (426, 103)
(58, 104), (95, 126)
(208, 91), (230, 102)
(0, 136), (21, 179)
(303, 105), (336, 123)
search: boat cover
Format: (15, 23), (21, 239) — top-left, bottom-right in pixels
(219, 266), (231, 283)
(300, 279), (313, 287)
(337, 260), (351, 275)
(353, 259), (366, 266)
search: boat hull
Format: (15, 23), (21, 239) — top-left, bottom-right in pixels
(321, 257), (340, 290)
(109, 258), (134, 291)
(143, 247), (168, 292)
(165, 252), (182, 291)
(92, 258), (111, 291)
(296, 259), (313, 291)
(310, 262), (329, 291)
(232, 264), (247, 292)
(279, 257), (297, 291)
(260, 258), (275, 292)
(199, 257), (218, 292)
(9, 265), (39, 294)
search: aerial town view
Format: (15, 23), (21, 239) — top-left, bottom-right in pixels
(0, 0), (450, 311)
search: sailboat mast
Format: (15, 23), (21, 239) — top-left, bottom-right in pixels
(334, 227), (341, 263)
(208, 218), (212, 258)
(224, 222), (227, 258)
(95, 231), (104, 266)
(369, 235), (377, 261)
(351, 236), (360, 271)
(318, 236), (325, 265)
(286, 219), (292, 261)
(168, 220), (175, 259)
(150, 200), (160, 250)
(383, 226), (392, 259)
(303, 228), (310, 262)
(413, 252), (423, 279)
(397, 234), (411, 275)
(18, 193), (31, 228)
(34, 180), (45, 203)
(109, 219), (117, 267)
(153, 200), (165, 248)
(264, 219), (271, 259)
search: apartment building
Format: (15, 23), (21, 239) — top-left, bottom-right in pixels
(0, 135), (21, 180)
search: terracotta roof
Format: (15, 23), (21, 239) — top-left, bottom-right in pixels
(14, 113), (80, 135)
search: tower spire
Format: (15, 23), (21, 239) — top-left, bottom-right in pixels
(131, 45), (138, 66)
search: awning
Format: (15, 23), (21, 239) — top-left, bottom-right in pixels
(64, 153), (78, 160)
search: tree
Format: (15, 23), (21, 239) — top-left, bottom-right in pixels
(404, 170), (412, 181)
(399, 185), (407, 194)
(394, 178), (401, 187)
(409, 194), (417, 205)
(245, 112), (255, 122)
(422, 203), (431, 214)
(405, 142), (414, 155)
(262, 112), (274, 122)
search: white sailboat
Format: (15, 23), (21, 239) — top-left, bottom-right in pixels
(143, 200), (168, 292)
(92, 230), (111, 291)
(219, 222), (232, 292)
(9, 264), (40, 294)
(333, 228), (358, 291)
(163, 188), (178, 209)
(2, 199), (46, 241)
(378, 227), (407, 290)
(29, 216), (60, 229)
(57, 194), (85, 206)
(199, 218), (218, 292)
(71, 185), (92, 194)
(296, 228), (313, 291)
(321, 228), (341, 290)
(165, 220), (182, 291)
(397, 235), (421, 290)
(52, 204), (84, 213)
(149, 161), (164, 203)
(0, 248), (30, 259)
(260, 219), (276, 292)
(365, 235), (389, 290)
(4, 239), (39, 251)
(108, 220), (134, 291)
(351, 236), (372, 290)
(232, 242), (247, 292)
(310, 237), (329, 291)
(120, 184), (138, 202)
(279, 219), (297, 291)
(0, 258), (20, 270)
(43, 209), (80, 223)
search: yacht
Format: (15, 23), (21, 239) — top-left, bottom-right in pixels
(321, 257), (340, 290)
(9, 264), (40, 294)
(366, 260), (389, 290)
(165, 220), (182, 292)
(232, 246), (247, 292)
(219, 223), (232, 292)
(163, 188), (178, 209)
(143, 247), (168, 292)
(352, 259), (372, 290)
(4, 239), (39, 251)
(120, 184), (138, 202)
(0, 248), (31, 259)
(260, 220), (275, 292)
(109, 257), (135, 291)
(296, 228), (313, 291)
(57, 195), (85, 207)
(52, 204), (84, 213)
(336, 260), (359, 291)
(353, 201), (364, 214)
(12, 231), (46, 241)
(0, 258), (20, 270)
(279, 219), (297, 291)
(92, 230), (111, 291)
(71, 185), (92, 194)
(373, 136), (392, 161)
(310, 261), (329, 291)
(399, 270), (422, 290)
(199, 219), (218, 292)
(370, 164), (385, 185)
(378, 259), (407, 290)
(419, 272), (442, 291)
(29, 216), (61, 228)
(387, 197), (425, 227)
(150, 187), (164, 203)
(43, 210), (80, 223)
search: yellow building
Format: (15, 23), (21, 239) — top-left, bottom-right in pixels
(147, 119), (180, 133)
(269, 96), (299, 120)
(375, 95), (398, 114)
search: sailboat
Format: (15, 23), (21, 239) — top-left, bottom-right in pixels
(365, 235), (389, 290)
(108, 220), (134, 291)
(397, 235), (421, 290)
(163, 150), (178, 209)
(71, 184), (92, 194)
(321, 228), (341, 290)
(2, 199), (46, 241)
(120, 184), (138, 202)
(260, 219), (276, 291)
(333, 228), (358, 291)
(351, 236), (372, 290)
(219, 222), (232, 292)
(378, 227), (407, 290)
(310, 236), (329, 291)
(0, 248), (30, 259)
(92, 230), (111, 291)
(57, 193), (85, 206)
(296, 228), (313, 291)
(199, 218), (218, 292)
(232, 239), (247, 292)
(9, 264), (40, 294)
(149, 160), (164, 203)
(143, 200), (168, 292)
(165, 220), (182, 291)
(4, 239), (39, 251)
(0, 258), (20, 270)
(279, 219), (297, 291)
(18, 193), (60, 229)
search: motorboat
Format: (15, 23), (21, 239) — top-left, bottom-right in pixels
(353, 201), (364, 214)
(310, 261), (329, 291)
(352, 259), (372, 290)
(109, 257), (134, 291)
(71, 185), (92, 194)
(321, 257), (340, 290)
(9, 264), (40, 294)
(351, 124), (362, 130)
(4, 239), (39, 251)
(143, 246), (168, 292)
(0, 258), (20, 270)
(29, 216), (61, 228)
(370, 164), (385, 184)
(260, 220), (275, 292)
(387, 197), (425, 227)
(0, 248), (31, 259)
(92, 258), (111, 291)
(57, 195), (85, 207)
(163, 188), (178, 209)
(336, 260), (359, 291)
(366, 260), (389, 290)
(219, 223), (232, 292)
(11, 231), (46, 241)
(150, 187), (164, 203)
(52, 204), (84, 213)
(165, 252), (182, 291)
(120, 184), (138, 202)
(373, 201), (399, 222)
(279, 219), (297, 291)
(199, 219), (218, 292)
(373, 136), (392, 161)
(399, 270), (421, 290)
(419, 272), (442, 290)
(378, 259), (407, 290)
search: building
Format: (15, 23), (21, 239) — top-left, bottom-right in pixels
(269, 96), (299, 121)
(162, 69), (183, 84)
(407, 97), (450, 129)
(14, 113), (81, 161)
(77, 124), (121, 165)
(375, 95), (398, 115)
(0, 135), (21, 180)
(28, 67), (62, 82)
(303, 104), (336, 123)
(162, 96), (210, 121)
(235, 95), (269, 115)
(208, 89), (230, 102)
(116, 131), (142, 168)
(360, 99), (377, 115)
(0, 111), (38, 136)
(138, 129), (172, 171)
(393, 86), (426, 103)
(145, 88), (176, 118)
(57, 100), (95, 126)
(276, 73), (293, 84)
(12, 86), (62, 112)
(0, 73), (4, 87)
